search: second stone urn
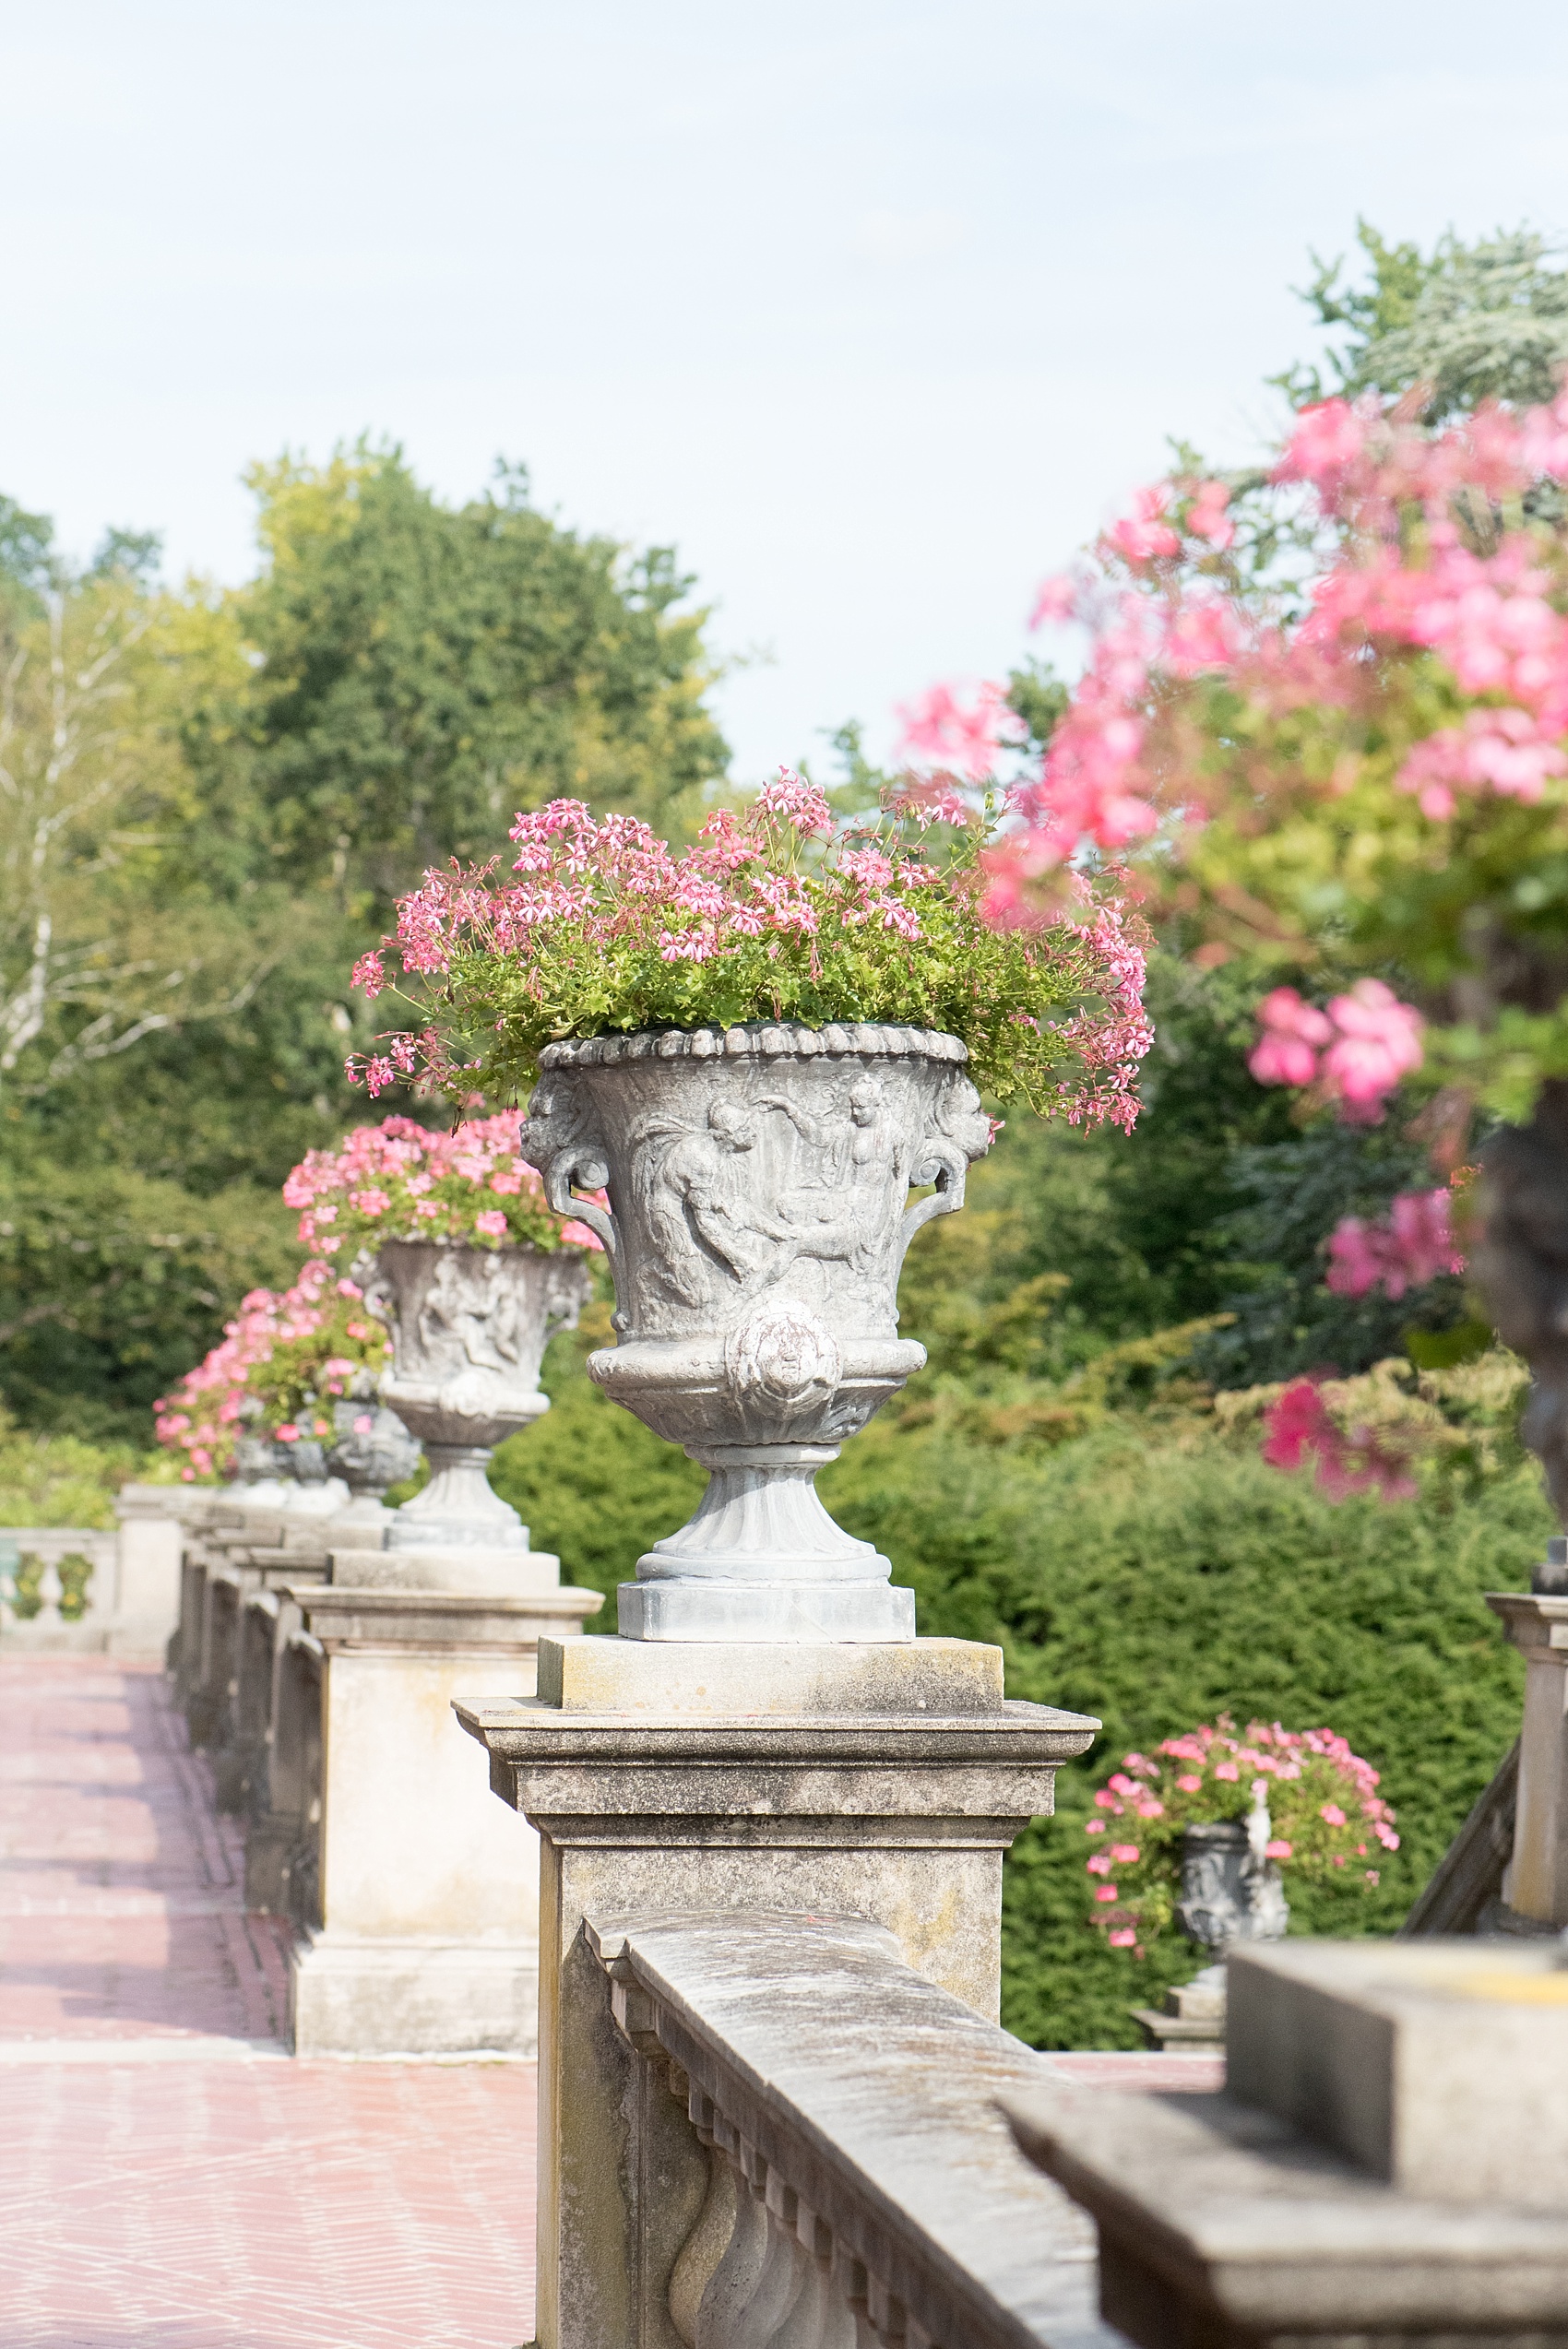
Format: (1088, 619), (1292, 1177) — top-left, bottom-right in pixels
(521, 1021), (993, 1640)
(363, 1239), (592, 1551)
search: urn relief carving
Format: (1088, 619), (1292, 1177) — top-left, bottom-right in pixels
(521, 1021), (992, 1640)
(362, 1239), (591, 1550)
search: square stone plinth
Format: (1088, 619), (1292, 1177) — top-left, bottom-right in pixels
(456, 1632), (1099, 2349)
(284, 1585), (602, 2058)
(537, 1630), (1004, 1714)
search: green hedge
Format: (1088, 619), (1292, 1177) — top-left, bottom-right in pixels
(493, 1335), (1550, 2048)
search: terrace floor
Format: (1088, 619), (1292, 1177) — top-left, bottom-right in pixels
(0, 1652), (1220, 2349)
(0, 1659), (537, 2349)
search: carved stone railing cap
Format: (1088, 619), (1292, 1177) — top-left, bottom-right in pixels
(454, 1694), (1099, 1759)
(1002, 2078), (1568, 2329)
(288, 1584), (604, 1655)
(583, 1908), (1119, 2349)
(1487, 1589), (1568, 1651)
(538, 1022), (971, 1071)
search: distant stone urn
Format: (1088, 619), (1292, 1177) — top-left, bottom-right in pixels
(363, 1240), (591, 1550)
(326, 1397), (422, 1527)
(1176, 1806), (1289, 1957)
(521, 1022), (993, 1640)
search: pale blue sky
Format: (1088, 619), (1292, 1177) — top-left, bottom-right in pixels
(3, 1), (1566, 786)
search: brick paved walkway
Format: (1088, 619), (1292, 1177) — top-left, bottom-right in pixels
(0, 1658), (536, 2349)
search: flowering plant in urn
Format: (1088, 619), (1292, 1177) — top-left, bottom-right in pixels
(349, 777), (1150, 1636)
(155, 1263), (391, 1487)
(286, 1116), (601, 1552)
(1084, 1718), (1399, 1957)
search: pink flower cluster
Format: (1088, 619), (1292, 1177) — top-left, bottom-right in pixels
(1249, 981), (1424, 1121)
(901, 392), (1568, 1128)
(1261, 1378), (1419, 1502)
(283, 1114), (602, 1257)
(1085, 1717), (1397, 1949)
(1326, 1189), (1466, 1300)
(900, 479), (1240, 896)
(352, 776), (936, 1024)
(895, 682), (1024, 783)
(153, 1263), (369, 1479)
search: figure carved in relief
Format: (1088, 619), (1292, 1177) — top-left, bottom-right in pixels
(415, 1252), (523, 1375)
(641, 1100), (793, 1301)
(640, 1075), (918, 1305)
(758, 1076), (901, 1274)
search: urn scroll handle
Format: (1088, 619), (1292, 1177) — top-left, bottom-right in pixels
(520, 1093), (620, 1263)
(894, 1137), (974, 1276)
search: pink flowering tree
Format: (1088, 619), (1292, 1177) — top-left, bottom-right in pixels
(907, 388), (1568, 1518)
(345, 773), (1152, 1125)
(153, 1262), (387, 1480)
(1084, 1717), (1398, 1955)
(282, 1113), (604, 1261)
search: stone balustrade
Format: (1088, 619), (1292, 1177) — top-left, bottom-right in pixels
(583, 1906), (1120, 2349)
(456, 1631), (1099, 2348)
(167, 1477), (606, 2055)
(0, 1484), (190, 1655)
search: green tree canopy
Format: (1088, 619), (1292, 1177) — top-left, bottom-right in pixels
(239, 447), (729, 910)
(1277, 220), (1568, 422)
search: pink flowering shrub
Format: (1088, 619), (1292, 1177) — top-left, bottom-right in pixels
(1325, 1188), (1466, 1299)
(1233, 1346), (1531, 1502)
(907, 388), (1568, 1129)
(347, 775), (1152, 1125)
(1085, 1716), (1397, 1954)
(154, 1263), (388, 1481)
(1249, 982), (1424, 1123)
(282, 1113), (604, 1259)
(1260, 1375), (1424, 1502)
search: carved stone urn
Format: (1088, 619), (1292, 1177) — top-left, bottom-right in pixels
(362, 1240), (591, 1550)
(326, 1398), (422, 1530)
(521, 1021), (993, 1641)
(1175, 1805), (1289, 1957)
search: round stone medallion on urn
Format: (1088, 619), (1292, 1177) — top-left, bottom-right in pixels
(362, 1239), (591, 1552)
(521, 1021), (993, 1642)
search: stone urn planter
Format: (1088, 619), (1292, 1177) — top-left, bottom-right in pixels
(1175, 1809), (1290, 1955)
(521, 1021), (993, 1640)
(363, 1239), (592, 1551)
(326, 1398), (422, 1532)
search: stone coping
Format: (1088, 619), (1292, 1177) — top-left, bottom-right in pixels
(288, 1584), (604, 1654)
(539, 1021), (970, 1071)
(585, 1908), (1117, 2349)
(1003, 2077), (1568, 2335)
(1487, 1588), (1568, 1645)
(457, 1693), (1097, 1758)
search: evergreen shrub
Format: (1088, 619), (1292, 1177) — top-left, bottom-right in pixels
(497, 1323), (1550, 2049)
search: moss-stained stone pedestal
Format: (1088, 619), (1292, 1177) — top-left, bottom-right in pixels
(456, 1631), (1099, 2349)
(286, 1582), (602, 2058)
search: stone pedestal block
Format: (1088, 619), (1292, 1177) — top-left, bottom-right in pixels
(287, 1584), (603, 2058)
(1487, 1589), (1568, 1925)
(108, 1488), (184, 1655)
(329, 1543), (564, 1597)
(456, 1631), (1098, 2349)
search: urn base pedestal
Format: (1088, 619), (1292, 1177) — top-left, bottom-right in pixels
(330, 1544), (563, 1598)
(616, 1575), (915, 1643)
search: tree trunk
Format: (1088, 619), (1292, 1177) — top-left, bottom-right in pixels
(1474, 1078), (1568, 1527)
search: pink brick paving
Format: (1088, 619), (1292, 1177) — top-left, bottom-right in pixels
(0, 1658), (537, 2349)
(0, 1654), (1215, 2347)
